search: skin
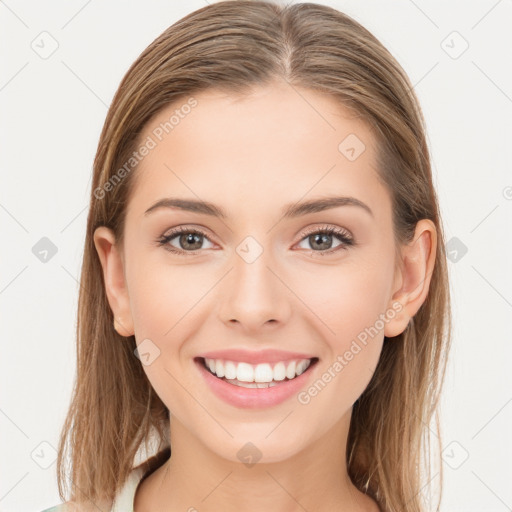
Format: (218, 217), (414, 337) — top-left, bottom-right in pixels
(94, 79), (436, 512)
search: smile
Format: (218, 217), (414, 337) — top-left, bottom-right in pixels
(194, 356), (319, 408)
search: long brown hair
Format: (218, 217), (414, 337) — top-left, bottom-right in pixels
(56, 2), (451, 510)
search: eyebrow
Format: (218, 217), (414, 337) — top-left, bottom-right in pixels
(144, 196), (373, 219)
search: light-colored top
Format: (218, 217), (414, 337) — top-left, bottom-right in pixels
(40, 466), (147, 512)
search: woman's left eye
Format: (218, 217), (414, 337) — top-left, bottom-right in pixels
(157, 225), (354, 256)
(295, 226), (354, 255)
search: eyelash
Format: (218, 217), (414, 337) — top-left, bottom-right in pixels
(156, 224), (355, 257)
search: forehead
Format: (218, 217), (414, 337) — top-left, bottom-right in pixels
(127, 81), (391, 222)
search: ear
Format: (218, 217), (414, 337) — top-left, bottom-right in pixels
(384, 219), (437, 338)
(93, 226), (134, 337)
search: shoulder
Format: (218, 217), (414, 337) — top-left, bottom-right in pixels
(41, 463), (154, 512)
(111, 466), (147, 511)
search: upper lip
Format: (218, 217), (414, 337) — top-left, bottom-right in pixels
(196, 349), (317, 365)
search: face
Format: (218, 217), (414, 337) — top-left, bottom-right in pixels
(96, 80), (419, 464)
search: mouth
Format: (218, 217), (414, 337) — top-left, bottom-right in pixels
(194, 356), (320, 388)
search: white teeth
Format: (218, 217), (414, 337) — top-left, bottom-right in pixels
(296, 360), (309, 375)
(273, 362), (286, 381)
(254, 363), (273, 383)
(236, 362), (254, 382)
(285, 361), (296, 379)
(203, 357), (313, 383)
(224, 361), (237, 380)
(215, 360), (225, 378)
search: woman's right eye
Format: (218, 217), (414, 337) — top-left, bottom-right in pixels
(157, 227), (215, 255)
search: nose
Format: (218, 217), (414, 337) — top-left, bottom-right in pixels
(217, 246), (292, 333)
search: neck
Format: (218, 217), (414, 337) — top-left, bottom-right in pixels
(134, 412), (379, 512)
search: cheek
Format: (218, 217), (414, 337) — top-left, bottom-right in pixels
(128, 258), (211, 340)
(126, 258), (218, 402)
(292, 256), (394, 345)
(288, 257), (393, 406)
(126, 263), (207, 414)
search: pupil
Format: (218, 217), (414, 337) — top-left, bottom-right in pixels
(311, 233), (332, 250)
(181, 233), (202, 250)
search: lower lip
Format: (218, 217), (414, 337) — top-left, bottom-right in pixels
(194, 358), (318, 409)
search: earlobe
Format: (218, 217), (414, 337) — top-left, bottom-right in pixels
(93, 226), (135, 337)
(384, 219), (437, 338)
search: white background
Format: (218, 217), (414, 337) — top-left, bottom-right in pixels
(1, 1), (511, 510)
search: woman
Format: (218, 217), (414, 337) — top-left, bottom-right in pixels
(43, 1), (451, 511)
